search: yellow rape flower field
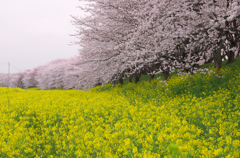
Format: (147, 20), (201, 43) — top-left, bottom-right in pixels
(0, 66), (240, 158)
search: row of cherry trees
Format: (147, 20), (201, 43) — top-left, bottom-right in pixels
(0, 56), (87, 89)
(1, 0), (240, 90)
(70, 0), (240, 89)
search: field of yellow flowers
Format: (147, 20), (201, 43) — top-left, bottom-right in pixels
(0, 66), (240, 158)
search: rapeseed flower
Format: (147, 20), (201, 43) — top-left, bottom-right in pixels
(0, 66), (239, 157)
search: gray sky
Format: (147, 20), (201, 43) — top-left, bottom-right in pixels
(0, 0), (86, 73)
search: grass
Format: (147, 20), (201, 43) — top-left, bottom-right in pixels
(96, 57), (240, 96)
(120, 57), (240, 85)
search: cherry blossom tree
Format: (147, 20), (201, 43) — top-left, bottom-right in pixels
(76, 0), (240, 81)
(128, 0), (240, 76)
(36, 59), (68, 89)
(8, 73), (24, 88)
(180, 0), (240, 69)
(62, 56), (84, 90)
(22, 67), (40, 88)
(71, 0), (141, 87)
(223, 0), (240, 63)
(0, 73), (8, 87)
(32, 56), (84, 90)
(0, 72), (24, 88)
(71, 0), (200, 84)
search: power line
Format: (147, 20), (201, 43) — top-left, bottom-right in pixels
(0, 62), (23, 72)
(8, 62), (10, 88)
(10, 64), (22, 72)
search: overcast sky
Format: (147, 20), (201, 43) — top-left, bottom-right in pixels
(0, 0), (86, 73)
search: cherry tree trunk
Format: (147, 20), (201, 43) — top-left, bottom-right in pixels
(119, 78), (123, 86)
(163, 70), (169, 80)
(149, 74), (155, 83)
(184, 67), (190, 73)
(134, 74), (141, 84)
(129, 76), (133, 83)
(237, 50), (240, 57)
(213, 45), (222, 72)
(236, 43), (240, 57)
(227, 51), (235, 64)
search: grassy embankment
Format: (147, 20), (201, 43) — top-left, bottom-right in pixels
(0, 57), (239, 157)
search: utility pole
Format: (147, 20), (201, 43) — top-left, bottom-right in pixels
(7, 61), (10, 88)
(26, 73), (28, 91)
